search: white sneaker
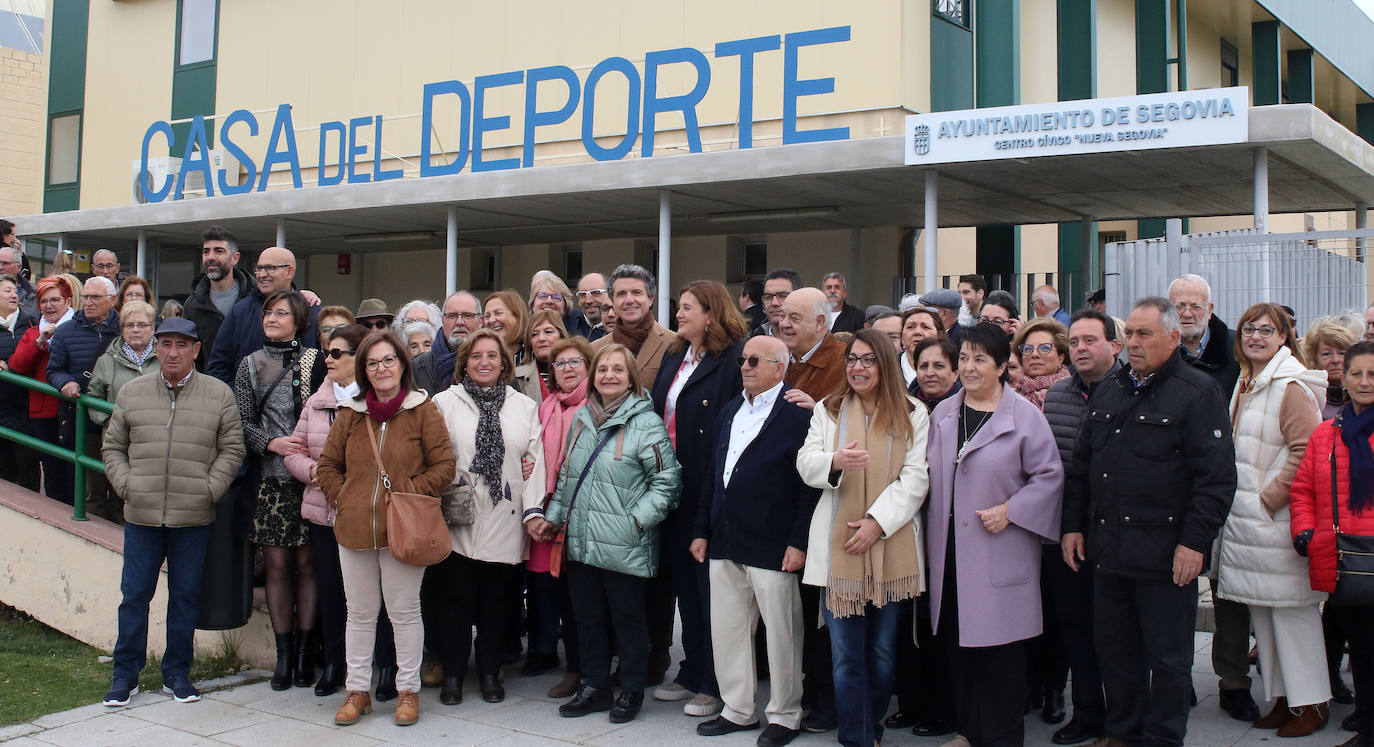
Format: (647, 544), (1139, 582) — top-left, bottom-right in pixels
(684, 693), (724, 717)
(653, 681), (693, 701)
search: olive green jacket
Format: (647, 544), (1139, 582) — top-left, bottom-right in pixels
(88, 338), (160, 426)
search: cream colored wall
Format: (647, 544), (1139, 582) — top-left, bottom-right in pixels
(1185, 12), (1225, 91)
(1096, 0), (1136, 97)
(78, 0), (175, 210)
(0, 46), (44, 215)
(901, 0), (932, 113)
(1020, 0), (1058, 105)
(1020, 224), (1059, 273)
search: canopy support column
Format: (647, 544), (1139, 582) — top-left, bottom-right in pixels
(658, 190), (672, 326)
(276, 218), (286, 248)
(1254, 148), (1269, 234)
(446, 206), (458, 297)
(136, 229), (147, 279)
(923, 171), (938, 293)
(1357, 202), (1368, 262)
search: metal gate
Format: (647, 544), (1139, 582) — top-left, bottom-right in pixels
(1104, 221), (1371, 331)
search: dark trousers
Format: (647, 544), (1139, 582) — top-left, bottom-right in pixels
(1326, 603), (1349, 684)
(31, 418), (72, 505)
(309, 522), (394, 669)
(659, 509), (717, 695)
(1211, 589), (1252, 691)
(893, 595), (955, 721)
(568, 562), (649, 692)
(942, 547), (1027, 747)
(1044, 546), (1105, 727)
(0, 417), (40, 491)
(1095, 572), (1198, 747)
(113, 523), (210, 683)
(824, 600), (901, 747)
(435, 553), (519, 677)
(528, 568), (581, 672)
(800, 583), (836, 712)
(1337, 604), (1374, 737)
(1030, 547), (1070, 693)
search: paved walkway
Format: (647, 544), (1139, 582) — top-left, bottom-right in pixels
(0, 632), (1355, 746)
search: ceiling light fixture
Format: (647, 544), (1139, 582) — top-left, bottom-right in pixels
(342, 231), (437, 244)
(705, 206), (841, 224)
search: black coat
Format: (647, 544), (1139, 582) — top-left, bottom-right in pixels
(0, 307), (38, 427)
(742, 303), (766, 333)
(650, 340), (745, 532)
(694, 385), (820, 570)
(183, 267), (253, 372)
(1062, 349), (1236, 580)
(830, 302), (865, 334)
(1042, 362), (1119, 465)
(1181, 314), (1240, 396)
(47, 310), (121, 393)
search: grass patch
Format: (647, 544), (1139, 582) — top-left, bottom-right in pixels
(0, 604), (247, 725)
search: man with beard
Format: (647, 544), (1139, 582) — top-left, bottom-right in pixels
(183, 225), (251, 371)
(206, 245), (320, 383)
(821, 273), (864, 334)
(412, 290), (481, 394)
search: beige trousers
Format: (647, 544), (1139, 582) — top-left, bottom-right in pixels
(338, 546), (425, 693)
(709, 559), (804, 729)
(1251, 603), (1332, 707)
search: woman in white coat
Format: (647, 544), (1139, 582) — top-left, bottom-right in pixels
(796, 328), (930, 747)
(430, 328), (544, 706)
(1217, 302), (1329, 736)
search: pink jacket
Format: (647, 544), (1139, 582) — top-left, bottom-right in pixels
(285, 383), (346, 526)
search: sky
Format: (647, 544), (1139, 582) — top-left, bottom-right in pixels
(1359, 0), (1374, 20)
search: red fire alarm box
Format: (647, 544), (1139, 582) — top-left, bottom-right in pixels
(337, 254), (351, 275)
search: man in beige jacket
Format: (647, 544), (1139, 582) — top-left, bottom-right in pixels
(100, 318), (245, 707)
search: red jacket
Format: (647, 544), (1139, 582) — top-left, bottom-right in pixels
(1290, 417), (1374, 592)
(6, 325), (59, 420)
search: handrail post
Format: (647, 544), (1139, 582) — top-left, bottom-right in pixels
(72, 399), (87, 521)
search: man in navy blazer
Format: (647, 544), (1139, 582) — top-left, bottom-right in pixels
(689, 335), (821, 746)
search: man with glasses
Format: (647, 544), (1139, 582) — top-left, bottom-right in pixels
(576, 272), (609, 342)
(412, 291), (481, 395)
(207, 246), (320, 384)
(184, 225), (252, 372)
(689, 335), (819, 746)
(752, 268), (803, 338)
(91, 249), (122, 284)
(0, 245), (36, 318)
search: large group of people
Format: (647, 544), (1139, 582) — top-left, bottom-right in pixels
(7, 217), (1374, 747)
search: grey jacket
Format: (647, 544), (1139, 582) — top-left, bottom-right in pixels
(1042, 362), (1119, 465)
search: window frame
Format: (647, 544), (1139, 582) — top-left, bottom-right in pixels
(174, 0), (219, 71)
(44, 110), (83, 188)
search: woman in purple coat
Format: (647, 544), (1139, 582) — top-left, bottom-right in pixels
(925, 322), (1065, 747)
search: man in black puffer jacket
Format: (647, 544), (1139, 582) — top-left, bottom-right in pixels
(182, 225), (253, 372)
(1062, 297), (1236, 747)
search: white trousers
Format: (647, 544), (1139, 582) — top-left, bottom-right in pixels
(1250, 603), (1332, 707)
(709, 559), (804, 729)
(338, 547), (426, 693)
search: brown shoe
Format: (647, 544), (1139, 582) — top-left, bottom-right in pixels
(394, 690), (420, 727)
(1277, 702), (1329, 738)
(1254, 697), (1290, 729)
(420, 658), (444, 688)
(334, 691), (372, 726)
(548, 672), (581, 699)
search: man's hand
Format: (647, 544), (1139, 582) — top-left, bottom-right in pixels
(831, 441), (870, 472)
(300, 290), (322, 307)
(782, 388), (816, 411)
(975, 503), (1010, 534)
(782, 546), (806, 572)
(521, 455), (535, 481)
(267, 435), (307, 457)
(1172, 545), (1204, 586)
(1061, 532), (1086, 571)
(844, 518), (882, 555)
(689, 539), (708, 563)
(60, 381), (80, 399)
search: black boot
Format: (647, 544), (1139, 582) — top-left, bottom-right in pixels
(271, 632), (295, 691)
(1041, 688), (1066, 724)
(293, 630), (316, 688)
(314, 658), (343, 697)
(374, 666), (398, 701)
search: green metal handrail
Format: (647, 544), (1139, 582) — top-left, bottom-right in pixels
(0, 368), (114, 521)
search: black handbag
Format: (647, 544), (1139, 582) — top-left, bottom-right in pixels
(1330, 444), (1374, 605)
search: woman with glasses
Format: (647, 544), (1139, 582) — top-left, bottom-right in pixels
(1011, 319), (1071, 410)
(529, 336), (597, 698)
(531, 270), (592, 339)
(978, 291), (1023, 340)
(87, 301), (159, 427)
(647, 280), (748, 716)
(1216, 303), (1331, 736)
(6, 276), (75, 503)
(114, 276), (152, 313)
(234, 290), (324, 691)
(431, 328), (545, 705)
(899, 307), (946, 388)
(316, 306), (356, 349)
(527, 309), (570, 401)
(925, 322), (1064, 747)
(794, 328), (930, 747)
(318, 330), (455, 728)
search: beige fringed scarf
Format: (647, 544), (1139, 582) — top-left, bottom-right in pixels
(826, 397), (920, 618)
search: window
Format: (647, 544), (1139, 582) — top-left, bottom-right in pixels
(563, 246), (583, 281)
(744, 241), (768, 277)
(177, 0), (217, 67)
(1220, 39), (1239, 87)
(933, 0), (969, 29)
(47, 113), (80, 185)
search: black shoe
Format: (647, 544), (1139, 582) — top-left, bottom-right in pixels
(1051, 718), (1104, 745)
(757, 722), (800, 746)
(696, 715), (760, 736)
(801, 706), (836, 733)
(1041, 688), (1067, 724)
(440, 675), (463, 705)
(314, 661), (343, 697)
(609, 690), (644, 723)
(560, 685), (613, 717)
(1334, 676), (1356, 705)
(1218, 688), (1259, 721)
(1189, 684), (1198, 707)
(270, 632), (294, 691)
(293, 630), (316, 688)
(912, 718), (956, 737)
(374, 666), (398, 702)
(522, 652), (560, 677)
(1338, 735), (1374, 747)
(502, 640), (523, 667)
(1344, 712), (1360, 732)
(480, 674), (505, 703)
(1028, 684), (1045, 713)
(884, 711), (918, 729)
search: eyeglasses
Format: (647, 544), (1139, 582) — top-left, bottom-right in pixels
(1173, 303), (1207, 315)
(320, 323), (349, 334)
(576, 289), (607, 299)
(361, 319), (391, 330)
(262, 308), (293, 319)
(844, 354), (879, 368)
(325, 348), (356, 360)
(80, 293), (112, 301)
(1018, 343), (1056, 356)
(366, 354), (400, 372)
(443, 311), (480, 322)
(598, 304), (613, 314)
(552, 358), (586, 371)
(93, 262), (118, 270)
(737, 355), (782, 368)
(761, 292), (790, 303)
(253, 263), (291, 274)
(1240, 324), (1278, 339)
(534, 292), (562, 302)
(980, 316), (1012, 327)
(122, 321), (152, 330)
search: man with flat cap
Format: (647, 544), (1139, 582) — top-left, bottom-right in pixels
(918, 288), (965, 345)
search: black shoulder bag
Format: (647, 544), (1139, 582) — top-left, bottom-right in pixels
(1331, 428), (1374, 605)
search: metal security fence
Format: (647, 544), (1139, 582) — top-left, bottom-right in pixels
(1105, 222), (1372, 330)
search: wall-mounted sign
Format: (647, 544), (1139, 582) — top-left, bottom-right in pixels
(904, 86), (1248, 166)
(136, 26), (853, 204)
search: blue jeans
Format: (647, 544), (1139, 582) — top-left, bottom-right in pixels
(113, 523), (211, 683)
(823, 598), (901, 747)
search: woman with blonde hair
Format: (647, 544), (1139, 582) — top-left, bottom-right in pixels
(1305, 320), (1359, 420)
(530, 269), (591, 338)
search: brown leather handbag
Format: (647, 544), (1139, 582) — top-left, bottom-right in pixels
(366, 419), (450, 567)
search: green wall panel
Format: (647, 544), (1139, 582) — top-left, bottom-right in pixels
(975, 0), (1019, 108)
(171, 65), (218, 155)
(931, 15), (974, 113)
(1252, 21), (1281, 106)
(1287, 48), (1314, 104)
(1056, 0), (1096, 101)
(1359, 103), (1374, 145)
(43, 0), (89, 212)
(1135, 0), (1169, 95)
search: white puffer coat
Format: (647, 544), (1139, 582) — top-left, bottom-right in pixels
(1217, 346), (1326, 607)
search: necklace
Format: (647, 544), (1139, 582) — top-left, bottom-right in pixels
(957, 405), (993, 463)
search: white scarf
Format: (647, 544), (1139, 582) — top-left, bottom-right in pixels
(332, 380), (359, 402)
(39, 308), (74, 335)
(0, 309), (16, 332)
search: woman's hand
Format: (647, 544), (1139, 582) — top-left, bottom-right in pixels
(526, 517), (550, 542)
(689, 539), (708, 563)
(843, 518), (882, 555)
(308, 463), (319, 487)
(831, 441), (870, 472)
(521, 455), (536, 481)
(267, 435), (307, 457)
(976, 503), (1010, 534)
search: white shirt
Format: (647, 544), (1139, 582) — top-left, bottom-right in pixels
(722, 379), (784, 487)
(827, 309), (840, 329)
(664, 345), (702, 428)
(900, 351), (917, 388)
(794, 335), (826, 364)
(0, 309), (16, 332)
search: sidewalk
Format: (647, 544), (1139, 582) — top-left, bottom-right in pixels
(0, 632), (1354, 746)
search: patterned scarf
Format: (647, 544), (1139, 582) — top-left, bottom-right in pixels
(123, 342), (155, 367)
(463, 377), (507, 505)
(586, 390), (630, 429)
